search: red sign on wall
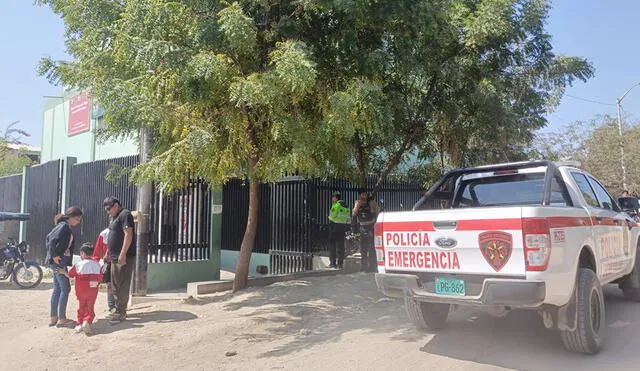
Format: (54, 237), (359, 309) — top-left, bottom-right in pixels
(68, 90), (91, 136)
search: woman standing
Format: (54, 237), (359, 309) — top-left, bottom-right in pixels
(45, 206), (83, 327)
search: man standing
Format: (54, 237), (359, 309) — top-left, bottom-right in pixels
(328, 191), (351, 268)
(103, 197), (136, 324)
(353, 188), (381, 273)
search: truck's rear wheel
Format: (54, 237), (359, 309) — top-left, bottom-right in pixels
(404, 297), (449, 330)
(560, 268), (605, 354)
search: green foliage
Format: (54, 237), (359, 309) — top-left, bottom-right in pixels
(530, 116), (640, 196)
(37, 0), (594, 191)
(0, 122), (34, 177)
(0, 146), (33, 177)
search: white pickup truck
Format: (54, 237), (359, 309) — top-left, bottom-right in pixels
(374, 160), (640, 354)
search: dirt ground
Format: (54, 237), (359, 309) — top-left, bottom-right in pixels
(2, 273), (640, 371)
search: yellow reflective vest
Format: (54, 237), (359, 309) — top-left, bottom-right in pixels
(329, 200), (351, 224)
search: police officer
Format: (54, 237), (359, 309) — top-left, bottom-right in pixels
(353, 188), (381, 272)
(328, 191), (351, 268)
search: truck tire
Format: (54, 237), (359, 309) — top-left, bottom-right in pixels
(620, 244), (640, 301)
(404, 296), (449, 330)
(560, 268), (605, 354)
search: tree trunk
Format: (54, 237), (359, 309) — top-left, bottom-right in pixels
(233, 157), (260, 291)
(371, 128), (420, 196)
(354, 133), (367, 186)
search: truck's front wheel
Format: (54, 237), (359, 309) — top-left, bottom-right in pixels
(405, 297), (449, 330)
(560, 268), (605, 354)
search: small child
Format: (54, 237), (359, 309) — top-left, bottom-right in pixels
(57, 243), (102, 335)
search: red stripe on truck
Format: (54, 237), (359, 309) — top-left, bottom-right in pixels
(380, 216), (607, 232)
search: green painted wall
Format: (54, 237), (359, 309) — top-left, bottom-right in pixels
(41, 95), (137, 164)
(147, 260), (217, 292)
(221, 250), (270, 276)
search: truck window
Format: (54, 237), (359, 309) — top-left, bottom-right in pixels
(587, 176), (620, 211)
(571, 173), (599, 208)
(453, 172), (569, 207)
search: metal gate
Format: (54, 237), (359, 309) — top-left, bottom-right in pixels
(26, 160), (62, 264)
(69, 156), (138, 248)
(0, 174), (23, 241)
(269, 180), (313, 274)
(149, 179), (212, 263)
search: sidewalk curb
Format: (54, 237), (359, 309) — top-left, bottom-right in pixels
(188, 261), (360, 297)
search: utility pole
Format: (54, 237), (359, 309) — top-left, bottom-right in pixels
(616, 82), (640, 191)
(134, 126), (153, 296)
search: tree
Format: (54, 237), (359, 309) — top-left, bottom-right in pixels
(318, 0), (593, 191)
(38, 0), (331, 291)
(38, 0), (593, 291)
(530, 115), (640, 196)
(0, 122), (33, 177)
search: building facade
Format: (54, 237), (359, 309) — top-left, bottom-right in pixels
(41, 89), (137, 164)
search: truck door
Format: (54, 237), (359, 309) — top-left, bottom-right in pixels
(586, 175), (631, 280)
(571, 172), (626, 282)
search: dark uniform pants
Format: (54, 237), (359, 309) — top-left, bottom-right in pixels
(329, 223), (349, 267)
(360, 225), (376, 272)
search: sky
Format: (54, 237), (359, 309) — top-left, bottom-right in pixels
(0, 1), (639, 146)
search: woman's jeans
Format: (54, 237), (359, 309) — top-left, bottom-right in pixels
(50, 268), (70, 319)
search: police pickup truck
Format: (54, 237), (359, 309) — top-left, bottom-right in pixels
(374, 161), (640, 354)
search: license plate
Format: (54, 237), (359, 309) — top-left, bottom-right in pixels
(435, 277), (465, 296)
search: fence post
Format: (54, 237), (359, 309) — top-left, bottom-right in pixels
(19, 165), (30, 242)
(60, 157), (77, 212)
(210, 185), (223, 280)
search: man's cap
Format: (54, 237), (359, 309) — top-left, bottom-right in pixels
(103, 196), (121, 207)
(331, 191), (341, 197)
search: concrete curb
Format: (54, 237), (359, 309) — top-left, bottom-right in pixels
(188, 260), (360, 297)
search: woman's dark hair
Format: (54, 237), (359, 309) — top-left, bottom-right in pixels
(54, 206), (83, 224)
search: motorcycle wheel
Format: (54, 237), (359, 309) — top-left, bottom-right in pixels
(12, 263), (43, 289)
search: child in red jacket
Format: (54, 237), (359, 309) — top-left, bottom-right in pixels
(57, 243), (102, 335)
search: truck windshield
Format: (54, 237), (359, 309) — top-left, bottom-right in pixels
(453, 172), (569, 207)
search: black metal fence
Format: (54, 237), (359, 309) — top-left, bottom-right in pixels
(69, 156), (139, 248)
(1, 153), (424, 274)
(221, 179), (272, 254)
(149, 179), (212, 263)
(0, 174), (23, 241)
(269, 180), (313, 274)
(222, 176), (423, 274)
(26, 160), (62, 264)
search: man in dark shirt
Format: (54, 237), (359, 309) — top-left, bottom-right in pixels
(103, 196), (136, 323)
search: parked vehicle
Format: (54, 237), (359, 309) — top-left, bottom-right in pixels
(374, 160), (640, 354)
(0, 212), (43, 289)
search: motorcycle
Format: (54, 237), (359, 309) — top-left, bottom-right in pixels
(0, 212), (43, 289)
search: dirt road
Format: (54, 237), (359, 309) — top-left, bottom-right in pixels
(1, 273), (639, 371)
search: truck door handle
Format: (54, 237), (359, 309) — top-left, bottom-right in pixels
(433, 221), (457, 230)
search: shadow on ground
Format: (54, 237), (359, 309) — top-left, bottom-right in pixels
(186, 275), (640, 369)
(421, 285), (640, 370)
(90, 310), (198, 336)
(186, 273), (424, 358)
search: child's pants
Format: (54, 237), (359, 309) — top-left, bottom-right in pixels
(76, 290), (99, 325)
